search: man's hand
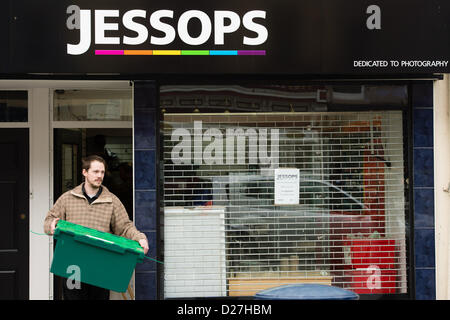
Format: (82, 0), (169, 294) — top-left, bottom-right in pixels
(50, 218), (60, 235)
(139, 239), (149, 255)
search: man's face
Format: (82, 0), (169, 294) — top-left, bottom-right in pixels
(82, 160), (105, 189)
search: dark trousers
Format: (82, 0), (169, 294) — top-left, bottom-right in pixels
(62, 279), (110, 300)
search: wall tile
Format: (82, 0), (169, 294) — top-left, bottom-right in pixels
(413, 108), (433, 148)
(415, 269), (436, 300)
(412, 81), (435, 300)
(135, 150), (156, 190)
(414, 229), (435, 268)
(413, 148), (434, 187)
(135, 190), (157, 231)
(134, 81), (159, 300)
(412, 83), (433, 108)
(135, 272), (157, 300)
(134, 82), (158, 109)
(136, 231), (157, 272)
(134, 109), (156, 149)
(413, 188), (435, 228)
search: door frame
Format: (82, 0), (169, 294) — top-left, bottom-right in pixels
(0, 127), (29, 299)
(50, 83), (133, 300)
(0, 87), (32, 300)
(0, 80), (131, 300)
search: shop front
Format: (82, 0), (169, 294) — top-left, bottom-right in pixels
(159, 84), (409, 298)
(133, 80), (437, 300)
(135, 81), (435, 299)
(0, 0), (448, 300)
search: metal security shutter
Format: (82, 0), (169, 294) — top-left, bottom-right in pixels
(162, 111), (407, 297)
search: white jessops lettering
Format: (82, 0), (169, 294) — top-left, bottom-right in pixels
(171, 121), (279, 168)
(67, 8), (91, 55)
(150, 10), (176, 45)
(95, 10), (120, 45)
(214, 11), (241, 45)
(243, 10), (268, 45)
(178, 10), (212, 45)
(123, 10), (148, 45)
(66, 7), (268, 55)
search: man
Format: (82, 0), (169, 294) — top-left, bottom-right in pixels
(44, 155), (149, 300)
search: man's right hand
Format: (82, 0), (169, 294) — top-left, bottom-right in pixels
(50, 218), (60, 235)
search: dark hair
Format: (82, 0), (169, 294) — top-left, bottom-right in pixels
(82, 155), (107, 171)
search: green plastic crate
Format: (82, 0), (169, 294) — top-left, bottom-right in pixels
(50, 220), (144, 292)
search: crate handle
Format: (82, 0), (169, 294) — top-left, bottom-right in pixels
(74, 235), (126, 254)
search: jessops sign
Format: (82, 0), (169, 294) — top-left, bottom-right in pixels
(66, 5), (268, 56)
(2, 0), (450, 74)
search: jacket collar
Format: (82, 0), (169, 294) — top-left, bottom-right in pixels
(71, 183), (113, 204)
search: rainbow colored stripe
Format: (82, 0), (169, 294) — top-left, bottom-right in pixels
(95, 50), (266, 56)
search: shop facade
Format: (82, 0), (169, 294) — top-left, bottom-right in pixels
(133, 80), (436, 300)
(0, 0), (449, 300)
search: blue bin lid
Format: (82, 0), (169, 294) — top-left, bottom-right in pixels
(254, 284), (359, 300)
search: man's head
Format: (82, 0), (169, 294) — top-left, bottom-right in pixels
(82, 155), (106, 189)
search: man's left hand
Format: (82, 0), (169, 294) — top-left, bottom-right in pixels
(139, 239), (149, 255)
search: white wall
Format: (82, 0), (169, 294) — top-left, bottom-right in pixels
(434, 74), (450, 300)
(29, 88), (52, 300)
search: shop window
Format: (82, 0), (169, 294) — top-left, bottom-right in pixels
(161, 85), (408, 298)
(53, 90), (132, 121)
(0, 91), (28, 122)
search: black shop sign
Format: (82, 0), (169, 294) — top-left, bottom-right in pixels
(1, 0), (449, 75)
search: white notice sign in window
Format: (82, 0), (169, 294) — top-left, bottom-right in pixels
(274, 168), (300, 205)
